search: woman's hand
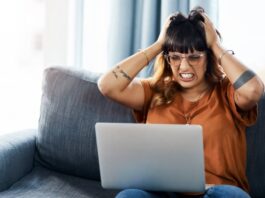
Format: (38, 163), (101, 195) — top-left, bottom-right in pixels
(156, 14), (172, 46)
(202, 13), (220, 48)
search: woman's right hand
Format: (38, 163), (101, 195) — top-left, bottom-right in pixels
(156, 14), (173, 46)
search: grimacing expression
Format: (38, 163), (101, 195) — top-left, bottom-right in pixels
(167, 51), (207, 89)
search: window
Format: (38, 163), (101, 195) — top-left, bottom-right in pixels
(218, 0), (265, 82)
(0, 0), (89, 134)
(0, 0), (45, 134)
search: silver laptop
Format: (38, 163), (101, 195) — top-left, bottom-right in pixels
(95, 123), (205, 193)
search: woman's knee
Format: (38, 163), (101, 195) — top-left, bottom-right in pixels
(204, 185), (251, 198)
(115, 189), (161, 198)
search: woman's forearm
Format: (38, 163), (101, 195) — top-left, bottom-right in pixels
(98, 42), (162, 96)
(212, 43), (264, 104)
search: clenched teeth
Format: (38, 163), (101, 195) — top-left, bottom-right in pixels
(180, 73), (194, 79)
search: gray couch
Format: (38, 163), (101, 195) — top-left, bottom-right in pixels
(0, 66), (264, 198)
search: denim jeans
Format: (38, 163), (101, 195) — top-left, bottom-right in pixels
(115, 185), (251, 198)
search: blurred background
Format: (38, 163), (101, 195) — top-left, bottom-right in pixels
(0, 0), (264, 134)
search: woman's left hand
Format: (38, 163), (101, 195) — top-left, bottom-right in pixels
(202, 13), (220, 48)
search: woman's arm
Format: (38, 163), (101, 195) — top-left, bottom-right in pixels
(203, 13), (264, 111)
(97, 42), (162, 111)
(97, 16), (171, 111)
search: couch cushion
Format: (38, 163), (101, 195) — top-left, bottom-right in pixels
(0, 166), (118, 198)
(36, 66), (135, 180)
(246, 94), (265, 198)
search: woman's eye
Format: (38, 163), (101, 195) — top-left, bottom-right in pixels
(188, 55), (200, 61)
(171, 56), (181, 61)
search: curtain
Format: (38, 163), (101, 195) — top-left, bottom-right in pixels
(107, 0), (219, 77)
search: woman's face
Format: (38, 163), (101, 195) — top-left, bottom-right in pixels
(166, 50), (207, 90)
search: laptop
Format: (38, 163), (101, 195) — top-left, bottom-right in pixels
(95, 123), (205, 193)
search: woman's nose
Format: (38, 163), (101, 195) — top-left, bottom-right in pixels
(179, 58), (190, 70)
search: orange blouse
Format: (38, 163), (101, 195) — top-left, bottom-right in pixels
(134, 77), (257, 192)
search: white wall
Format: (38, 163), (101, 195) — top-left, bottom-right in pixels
(219, 1), (265, 82)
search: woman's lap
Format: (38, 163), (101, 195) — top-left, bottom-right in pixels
(115, 189), (169, 198)
(203, 185), (251, 198)
(115, 185), (251, 198)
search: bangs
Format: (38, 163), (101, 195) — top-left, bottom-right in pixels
(163, 21), (208, 54)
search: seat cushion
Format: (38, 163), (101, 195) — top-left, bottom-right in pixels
(246, 94), (265, 198)
(0, 166), (118, 198)
(36, 67), (135, 180)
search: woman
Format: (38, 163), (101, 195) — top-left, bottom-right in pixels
(97, 7), (264, 198)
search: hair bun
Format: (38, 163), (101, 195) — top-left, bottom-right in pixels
(188, 6), (205, 23)
(191, 6), (205, 14)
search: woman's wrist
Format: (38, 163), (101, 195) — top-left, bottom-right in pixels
(211, 43), (225, 61)
(211, 43), (236, 66)
(139, 42), (163, 66)
(138, 50), (150, 66)
(153, 41), (164, 52)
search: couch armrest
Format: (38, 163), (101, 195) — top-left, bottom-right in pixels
(0, 129), (36, 191)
